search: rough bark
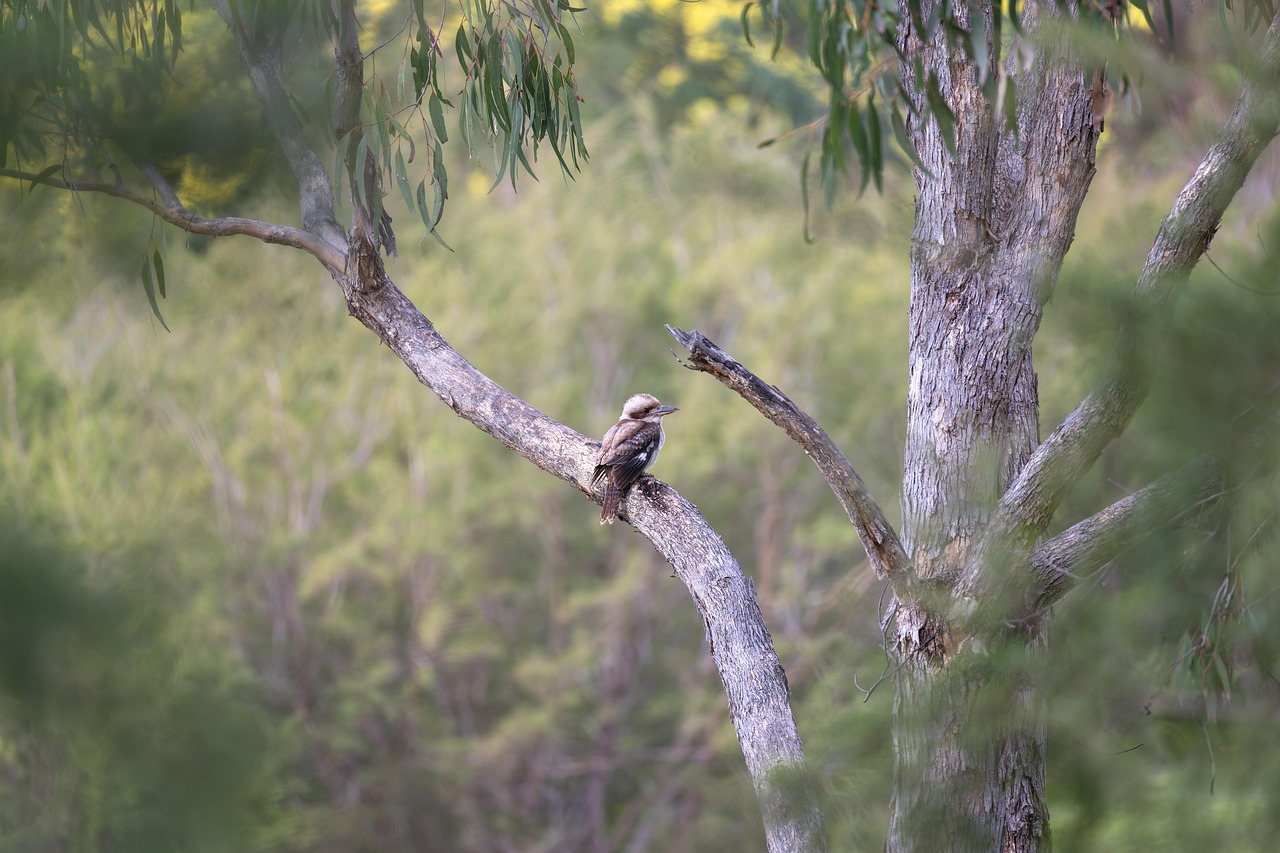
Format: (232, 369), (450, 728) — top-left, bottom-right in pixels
(884, 3), (1280, 851)
(887, 2), (1101, 850)
(989, 11), (1280, 552)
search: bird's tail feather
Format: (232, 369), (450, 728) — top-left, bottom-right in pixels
(600, 483), (621, 524)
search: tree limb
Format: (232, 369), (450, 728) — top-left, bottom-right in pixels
(212, 0), (347, 256)
(0, 167), (345, 270)
(665, 325), (914, 591)
(338, 254), (827, 852)
(991, 10), (1280, 544)
(1029, 456), (1224, 611)
(329, 0), (382, 248)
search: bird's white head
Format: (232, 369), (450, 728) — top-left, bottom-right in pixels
(620, 392), (679, 421)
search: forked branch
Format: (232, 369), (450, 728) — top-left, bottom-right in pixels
(666, 325), (913, 590)
(991, 10), (1280, 543)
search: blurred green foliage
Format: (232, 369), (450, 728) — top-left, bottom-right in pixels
(1, 5), (1280, 853)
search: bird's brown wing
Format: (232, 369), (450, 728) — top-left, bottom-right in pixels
(597, 420), (659, 490)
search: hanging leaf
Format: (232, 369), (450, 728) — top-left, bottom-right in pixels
(140, 258), (170, 332)
(800, 148), (816, 245)
(866, 98), (883, 193)
(152, 249), (166, 299)
(428, 92), (449, 142)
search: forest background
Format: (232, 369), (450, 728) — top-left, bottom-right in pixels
(3, 1), (1280, 850)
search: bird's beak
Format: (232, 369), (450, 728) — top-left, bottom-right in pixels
(656, 405), (679, 416)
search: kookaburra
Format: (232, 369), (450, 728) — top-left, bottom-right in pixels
(592, 393), (679, 524)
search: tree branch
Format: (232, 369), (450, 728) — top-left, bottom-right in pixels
(1029, 457), (1224, 611)
(330, 0), (381, 246)
(336, 259), (826, 852)
(665, 325), (914, 591)
(991, 11), (1280, 544)
(0, 167), (345, 270)
(213, 0), (347, 257)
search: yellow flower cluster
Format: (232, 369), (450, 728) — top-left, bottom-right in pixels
(600, 0), (738, 62)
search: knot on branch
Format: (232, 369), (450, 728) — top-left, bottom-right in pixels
(346, 233), (390, 298)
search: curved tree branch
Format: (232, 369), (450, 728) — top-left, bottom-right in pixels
(0, 167), (346, 270)
(990, 10), (1280, 547)
(336, 247), (827, 852)
(1029, 457), (1224, 611)
(665, 325), (914, 592)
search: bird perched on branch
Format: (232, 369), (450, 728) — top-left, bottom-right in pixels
(592, 393), (679, 524)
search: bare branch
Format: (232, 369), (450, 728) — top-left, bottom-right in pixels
(666, 325), (913, 590)
(1030, 457), (1224, 611)
(0, 167), (345, 270)
(212, 0), (347, 256)
(329, 265), (826, 851)
(992, 11), (1280, 542)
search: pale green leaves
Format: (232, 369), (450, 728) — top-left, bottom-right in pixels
(140, 248), (169, 331)
(348, 0), (589, 247)
(747, 0), (1197, 225)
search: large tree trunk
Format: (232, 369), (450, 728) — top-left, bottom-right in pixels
(887, 2), (1099, 849)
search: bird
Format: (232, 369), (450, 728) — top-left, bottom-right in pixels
(591, 393), (679, 524)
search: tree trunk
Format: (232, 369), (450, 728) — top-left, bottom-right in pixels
(887, 2), (1100, 849)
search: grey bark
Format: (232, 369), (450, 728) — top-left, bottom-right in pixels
(882, 3), (1280, 852)
(885, 2), (1100, 849)
(665, 325), (912, 590)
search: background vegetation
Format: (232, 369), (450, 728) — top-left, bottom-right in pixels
(3, 2), (1280, 850)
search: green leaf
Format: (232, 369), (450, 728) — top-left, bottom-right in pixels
(395, 149), (414, 213)
(428, 93), (449, 143)
(1001, 77), (1018, 138)
(558, 24), (576, 64)
(926, 76), (957, 157)
(971, 11), (989, 85)
(890, 103), (931, 177)
(800, 148), (815, 245)
(152, 249), (166, 299)
(415, 179), (429, 226)
(27, 163), (64, 193)
(456, 23), (474, 65)
(866, 99), (883, 193)
(1006, 0), (1022, 32)
(424, 226), (454, 251)
(333, 130), (352, 202)
(740, 2), (754, 47)
(354, 134), (372, 203)
(848, 103), (869, 184)
(140, 259), (170, 332)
